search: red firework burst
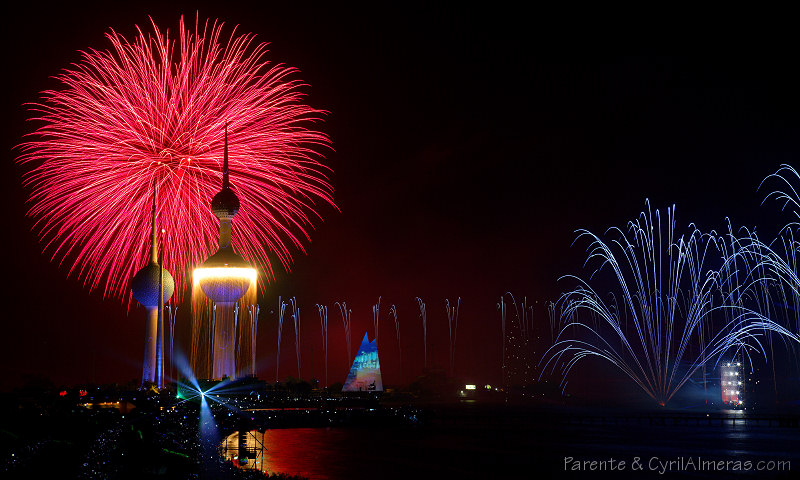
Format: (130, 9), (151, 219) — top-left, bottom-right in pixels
(17, 16), (334, 300)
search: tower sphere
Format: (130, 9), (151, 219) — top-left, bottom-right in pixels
(211, 187), (240, 219)
(131, 263), (175, 307)
(196, 248), (253, 303)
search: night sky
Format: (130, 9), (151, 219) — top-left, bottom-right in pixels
(3, 4), (799, 395)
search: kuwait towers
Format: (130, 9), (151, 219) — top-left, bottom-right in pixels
(131, 195), (174, 388)
(191, 125), (258, 380)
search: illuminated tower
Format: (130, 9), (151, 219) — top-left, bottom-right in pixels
(131, 196), (175, 388)
(193, 125), (257, 380)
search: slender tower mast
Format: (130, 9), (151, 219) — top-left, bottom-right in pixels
(131, 188), (175, 388)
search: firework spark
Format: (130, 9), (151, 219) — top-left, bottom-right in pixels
(17, 15), (334, 299)
(499, 292), (535, 385)
(415, 297), (427, 368)
(276, 296), (287, 382)
(497, 295), (507, 384)
(445, 297), (460, 375)
(744, 165), (800, 343)
(335, 301), (352, 363)
(372, 296), (381, 345)
(316, 303), (328, 387)
(540, 201), (792, 405)
(389, 304), (401, 379)
(290, 296), (301, 378)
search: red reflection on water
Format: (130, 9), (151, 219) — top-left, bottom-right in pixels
(223, 428), (351, 479)
(261, 428), (342, 479)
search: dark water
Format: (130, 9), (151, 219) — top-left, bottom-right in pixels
(223, 412), (800, 479)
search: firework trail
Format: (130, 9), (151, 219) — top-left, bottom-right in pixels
(697, 226), (787, 396)
(761, 164), (800, 223)
(290, 297), (301, 379)
(248, 304), (259, 378)
(520, 296), (534, 345)
(276, 297), (287, 382)
(497, 295), (507, 384)
(445, 297), (461, 375)
(372, 296), (381, 345)
(727, 166), (800, 368)
(520, 296), (535, 381)
(499, 292), (535, 384)
(390, 304), (401, 380)
(540, 201), (795, 405)
(316, 304), (328, 387)
(756, 165), (800, 331)
(335, 301), (352, 363)
(715, 221), (800, 401)
(748, 168), (800, 345)
(16, 15), (334, 300)
(415, 297), (427, 369)
(168, 304), (178, 381)
(774, 229), (800, 335)
(547, 301), (558, 344)
(233, 303), (240, 374)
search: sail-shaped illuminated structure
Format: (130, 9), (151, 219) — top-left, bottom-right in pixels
(342, 333), (383, 392)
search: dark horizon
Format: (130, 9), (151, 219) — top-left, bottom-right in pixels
(3, 3), (800, 401)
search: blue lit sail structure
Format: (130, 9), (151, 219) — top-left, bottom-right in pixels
(342, 333), (383, 392)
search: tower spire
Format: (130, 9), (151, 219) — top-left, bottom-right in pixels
(210, 121), (240, 250)
(149, 185), (158, 264)
(222, 121), (229, 191)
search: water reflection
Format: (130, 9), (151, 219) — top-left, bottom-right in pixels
(220, 418), (800, 480)
(221, 428), (337, 479)
(220, 430), (267, 473)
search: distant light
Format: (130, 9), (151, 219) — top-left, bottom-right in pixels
(737, 362), (741, 366)
(485, 384), (492, 390)
(465, 384), (476, 390)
